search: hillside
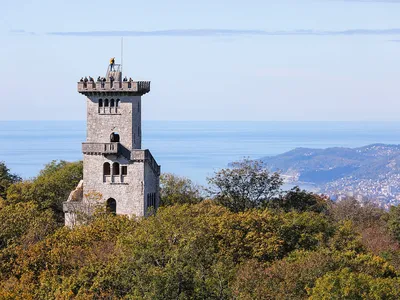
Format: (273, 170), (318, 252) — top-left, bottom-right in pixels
(261, 144), (400, 205)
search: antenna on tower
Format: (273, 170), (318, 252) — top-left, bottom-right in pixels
(121, 37), (124, 74)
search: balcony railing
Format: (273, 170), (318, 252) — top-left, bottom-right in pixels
(82, 142), (130, 159)
(82, 142), (121, 154)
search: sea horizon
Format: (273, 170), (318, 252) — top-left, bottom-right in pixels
(1, 120), (400, 185)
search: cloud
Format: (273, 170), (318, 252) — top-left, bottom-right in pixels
(46, 28), (400, 37)
(12, 28), (400, 38)
(10, 29), (36, 35)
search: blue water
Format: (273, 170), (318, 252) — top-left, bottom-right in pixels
(1, 121), (400, 185)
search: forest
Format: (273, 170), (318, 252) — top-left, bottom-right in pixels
(2, 159), (400, 299)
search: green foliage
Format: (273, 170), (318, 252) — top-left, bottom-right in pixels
(0, 161), (21, 199)
(208, 158), (283, 212)
(388, 205), (400, 243)
(160, 173), (203, 206)
(1, 160), (400, 298)
(309, 268), (400, 299)
(269, 186), (330, 213)
(6, 160), (83, 221)
(0, 201), (57, 250)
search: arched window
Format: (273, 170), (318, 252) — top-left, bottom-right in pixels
(98, 99), (103, 113)
(110, 99), (115, 107)
(116, 99), (120, 113)
(106, 198), (116, 214)
(104, 99), (109, 107)
(103, 162), (111, 176)
(112, 162), (120, 176)
(110, 132), (120, 143)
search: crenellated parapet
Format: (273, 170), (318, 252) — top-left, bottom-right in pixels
(78, 80), (151, 96)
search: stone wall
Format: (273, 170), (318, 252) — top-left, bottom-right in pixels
(83, 153), (145, 217)
(86, 96), (142, 150)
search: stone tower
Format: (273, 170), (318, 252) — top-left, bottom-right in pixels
(63, 61), (160, 226)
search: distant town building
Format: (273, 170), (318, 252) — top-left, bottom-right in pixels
(63, 60), (160, 226)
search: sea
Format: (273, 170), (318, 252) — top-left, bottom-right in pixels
(1, 121), (400, 186)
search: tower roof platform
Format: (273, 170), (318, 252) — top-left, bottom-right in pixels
(78, 61), (150, 96)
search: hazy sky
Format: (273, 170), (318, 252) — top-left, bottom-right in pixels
(2, 0), (400, 121)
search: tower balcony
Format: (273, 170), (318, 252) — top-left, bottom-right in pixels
(82, 142), (130, 158)
(78, 80), (150, 96)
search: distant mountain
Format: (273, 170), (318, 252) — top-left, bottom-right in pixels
(261, 144), (400, 184)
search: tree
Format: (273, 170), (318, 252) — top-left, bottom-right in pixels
(269, 186), (329, 213)
(331, 197), (385, 230)
(0, 162), (21, 200)
(160, 173), (204, 206)
(0, 201), (57, 250)
(207, 159), (283, 212)
(6, 160), (83, 222)
(309, 268), (400, 299)
(388, 205), (400, 243)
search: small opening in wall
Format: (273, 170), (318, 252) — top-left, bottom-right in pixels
(110, 132), (120, 143)
(104, 99), (109, 107)
(122, 166), (127, 175)
(106, 198), (117, 215)
(110, 99), (115, 107)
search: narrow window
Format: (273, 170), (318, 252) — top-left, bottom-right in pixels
(122, 166), (127, 175)
(112, 162), (120, 176)
(110, 99), (115, 107)
(104, 99), (109, 107)
(98, 99), (103, 113)
(116, 99), (120, 113)
(106, 198), (117, 215)
(103, 162), (111, 176)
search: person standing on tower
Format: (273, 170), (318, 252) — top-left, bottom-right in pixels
(110, 57), (115, 71)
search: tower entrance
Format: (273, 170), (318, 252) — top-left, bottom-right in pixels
(106, 198), (117, 214)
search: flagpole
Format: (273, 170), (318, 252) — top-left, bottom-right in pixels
(121, 37), (124, 74)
